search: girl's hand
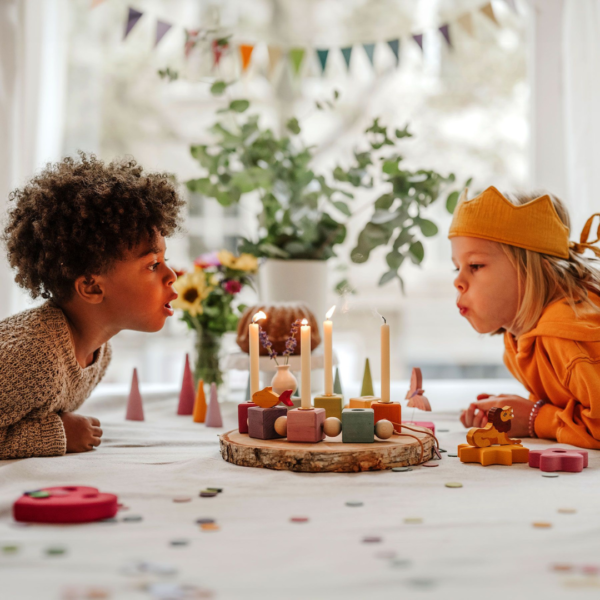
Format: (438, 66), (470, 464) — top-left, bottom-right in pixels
(460, 394), (532, 437)
(60, 413), (103, 453)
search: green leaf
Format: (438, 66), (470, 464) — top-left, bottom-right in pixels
(408, 241), (425, 264)
(446, 191), (459, 214)
(374, 194), (394, 210)
(416, 218), (438, 237)
(382, 160), (400, 175)
(379, 270), (397, 286)
(386, 250), (404, 270)
(210, 81), (228, 96)
(395, 124), (412, 139)
(371, 210), (397, 225)
(229, 99), (250, 113)
(286, 117), (301, 135)
(186, 178), (215, 196)
(258, 243), (289, 258)
(333, 89), (340, 100)
(284, 241), (307, 256)
(332, 201), (351, 217)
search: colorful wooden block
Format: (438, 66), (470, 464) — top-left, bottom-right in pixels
(248, 406), (288, 440)
(287, 408), (326, 443)
(342, 408), (375, 443)
(458, 443), (529, 466)
(529, 448), (588, 473)
(372, 401), (401, 425)
(313, 394), (343, 420)
(348, 396), (379, 409)
(403, 421), (436, 435)
(238, 402), (256, 434)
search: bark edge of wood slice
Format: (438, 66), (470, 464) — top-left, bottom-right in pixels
(219, 429), (434, 472)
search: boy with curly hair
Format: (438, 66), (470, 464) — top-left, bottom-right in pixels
(0, 154), (184, 459)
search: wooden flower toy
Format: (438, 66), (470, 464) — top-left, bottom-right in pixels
(251, 387), (294, 408)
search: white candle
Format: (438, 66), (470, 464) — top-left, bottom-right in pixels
(381, 317), (390, 403)
(324, 305), (336, 395)
(250, 311), (266, 397)
(301, 318), (311, 409)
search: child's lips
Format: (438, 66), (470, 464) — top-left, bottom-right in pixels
(457, 304), (468, 316)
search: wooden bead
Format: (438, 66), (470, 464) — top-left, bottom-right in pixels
(323, 417), (342, 437)
(274, 416), (288, 437)
(375, 419), (394, 440)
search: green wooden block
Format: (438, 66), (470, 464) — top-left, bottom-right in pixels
(361, 359), (374, 396)
(314, 394), (343, 420)
(342, 408), (374, 443)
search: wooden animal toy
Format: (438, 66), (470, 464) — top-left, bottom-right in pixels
(252, 387), (294, 408)
(529, 448), (589, 473)
(467, 406), (521, 447)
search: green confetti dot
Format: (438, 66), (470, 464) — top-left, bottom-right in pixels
(2, 545), (19, 555)
(45, 546), (67, 556)
(346, 501), (363, 507)
(392, 467), (412, 472)
(445, 482), (463, 488)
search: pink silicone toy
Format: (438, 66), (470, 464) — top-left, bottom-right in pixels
(528, 448), (589, 473)
(403, 421), (436, 435)
(177, 354), (196, 415)
(125, 368), (144, 421)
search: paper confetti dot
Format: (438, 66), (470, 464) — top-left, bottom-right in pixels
(391, 558), (411, 568)
(123, 515), (143, 522)
(408, 578), (436, 588)
(173, 496), (192, 503)
(542, 473), (559, 478)
(205, 488), (223, 493)
(200, 523), (220, 531)
(533, 522), (552, 528)
(392, 467), (412, 472)
(170, 539), (190, 547)
(45, 546), (67, 556)
(376, 550), (397, 559)
(421, 462), (438, 468)
(445, 482), (463, 488)
(28, 491), (50, 498)
(448, 454), (458, 458)
(345, 501), (364, 507)
(582, 565), (600, 575)
(438, 429), (450, 433)
(404, 517), (423, 524)
(558, 508), (577, 514)
(100, 518), (118, 524)
(551, 564), (573, 572)
(199, 491), (218, 498)
(439, 449), (447, 453)
(196, 518), (216, 525)
(2, 545), (18, 554)
(290, 516), (309, 523)
(362, 536), (382, 543)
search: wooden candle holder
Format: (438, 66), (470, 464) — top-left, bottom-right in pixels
(342, 408), (375, 443)
(313, 394), (343, 420)
(248, 406), (288, 440)
(287, 408), (326, 443)
(348, 396), (379, 409)
(372, 401), (401, 424)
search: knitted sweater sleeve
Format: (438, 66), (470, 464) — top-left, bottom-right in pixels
(0, 333), (66, 459)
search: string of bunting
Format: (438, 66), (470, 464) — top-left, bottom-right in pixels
(96, 0), (519, 76)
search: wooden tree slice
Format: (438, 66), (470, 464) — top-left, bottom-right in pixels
(219, 428), (434, 473)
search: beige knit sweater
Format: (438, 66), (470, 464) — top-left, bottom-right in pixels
(0, 301), (111, 459)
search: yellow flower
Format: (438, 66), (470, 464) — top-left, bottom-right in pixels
(217, 250), (258, 273)
(171, 271), (212, 317)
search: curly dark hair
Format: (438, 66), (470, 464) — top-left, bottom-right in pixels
(2, 153), (185, 301)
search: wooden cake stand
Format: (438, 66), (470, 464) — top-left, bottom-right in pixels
(219, 428), (434, 473)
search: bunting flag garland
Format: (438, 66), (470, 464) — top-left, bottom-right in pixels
(503, 0), (518, 13)
(457, 13), (475, 37)
(239, 44), (254, 72)
(124, 7), (143, 39)
(289, 48), (305, 76)
(316, 49), (329, 73)
(386, 39), (400, 66)
(362, 43), (375, 66)
(212, 39), (228, 67)
(184, 29), (200, 58)
(480, 2), (500, 26)
(268, 45), (283, 76)
(412, 33), (424, 52)
(341, 46), (353, 70)
(439, 24), (452, 48)
(155, 20), (172, 47)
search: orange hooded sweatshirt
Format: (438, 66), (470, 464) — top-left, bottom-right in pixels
(503, 293), (600, 449)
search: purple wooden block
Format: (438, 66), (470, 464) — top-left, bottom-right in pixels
(248, 406), (288, 440)
(529, 448), (589, 473)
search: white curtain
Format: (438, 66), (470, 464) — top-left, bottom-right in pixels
(0, 0), (68, 320)
(563, 0), (600, 236)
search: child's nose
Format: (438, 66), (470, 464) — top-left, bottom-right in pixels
(165, 264), (177, 286)
(453, 273), (466, 292)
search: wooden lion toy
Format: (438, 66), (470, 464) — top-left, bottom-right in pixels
(467, 406), (521, 448)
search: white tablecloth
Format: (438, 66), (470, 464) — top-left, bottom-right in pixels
(1, 387), (599, 600)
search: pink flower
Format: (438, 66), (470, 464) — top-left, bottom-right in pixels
(194, 251), (221, 270)
(223, 280), (242, 295)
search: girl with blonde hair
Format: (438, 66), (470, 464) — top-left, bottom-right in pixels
(449, 186), (600, 448)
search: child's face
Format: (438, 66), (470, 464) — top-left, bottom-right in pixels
(451, 236), (520, 335)
(101, 234), (178, 333)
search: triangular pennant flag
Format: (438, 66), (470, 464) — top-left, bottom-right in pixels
(212, 39), (229, 67)
(457, 13), (475, 37)
(362, 43), (375, 67)
(386, 39), (400, 66)
(205, 383), (223, 427)
(177, 354), (196, 415)
(289, 48), (305, 76)
(155, 20), (172, 47)
(185, 29), (200, 58)
(316, 49), (329, 74)
(341, 46), (353, 70)
(124, 7), (143, 40)
(268, 45), (283, 76)
(480, 3), (500, 26)
(439, 24), (452, 48)
(503, 0), (518, 13)
(193, 380), (207, 423)
(412, 34), (424, 52)
(91, 0), (106, 8)
(239, 44), (254, 72)
(334, 367), (343, 396)
(361, 358), (374, 397)
(125, 368), (144, 421)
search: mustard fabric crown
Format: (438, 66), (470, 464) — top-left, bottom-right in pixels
(448, 186), (572, 258)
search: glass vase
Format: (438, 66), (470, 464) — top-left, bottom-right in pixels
(194, 326), (224, 387)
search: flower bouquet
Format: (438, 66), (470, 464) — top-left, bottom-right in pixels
(172, 250), (257, 385)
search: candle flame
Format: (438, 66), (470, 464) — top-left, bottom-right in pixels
(325, 305), (336, 320)
(301, 318), (308, 326)
(253, 311), (266, 323)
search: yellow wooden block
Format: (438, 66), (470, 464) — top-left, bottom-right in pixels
(348, 396), (379, 409)
(458, 443), (529, 466)
(313, 394), (343, 420)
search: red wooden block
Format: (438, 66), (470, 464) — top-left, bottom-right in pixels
(372, 401), (401, 425)
(13, 486), (118, 524)
(529, 448), (588, 473)
(287, 408), (326, 443)
(403, 421), (435, 435)
(238, 402), (256, 434)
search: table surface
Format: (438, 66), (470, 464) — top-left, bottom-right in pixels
(1, 387), (598, 600)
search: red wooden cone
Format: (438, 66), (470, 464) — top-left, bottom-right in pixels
(126, 368), (144, 421)
(177, 354), (196, 415)
(205, 383), (223, 427)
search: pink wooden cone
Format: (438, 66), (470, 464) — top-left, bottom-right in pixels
(205, 383), (223, 427)
(177, 354), (196, 415)
(126, 368), (144, 421)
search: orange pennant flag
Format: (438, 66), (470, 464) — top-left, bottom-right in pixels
(457, 13), (475, 37)
(239, 44), (254, 72)
(480, 3), (500, 26)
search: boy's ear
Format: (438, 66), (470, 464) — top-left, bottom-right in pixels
(73, 275), (105, 304)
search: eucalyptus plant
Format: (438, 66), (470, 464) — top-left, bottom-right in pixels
(186, 81), (467, 290)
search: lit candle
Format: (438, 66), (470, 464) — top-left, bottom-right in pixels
(250, 311), (266, 397)
(301, 318), (311, 409)
(381, 315), (390, 403)
(324, 305), (336, 395)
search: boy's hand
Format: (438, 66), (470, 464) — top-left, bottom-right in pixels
(460, 394), (532, 437)
(60, 413), (103, 453)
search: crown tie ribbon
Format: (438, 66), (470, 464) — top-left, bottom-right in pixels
(569, 214), (600, 258)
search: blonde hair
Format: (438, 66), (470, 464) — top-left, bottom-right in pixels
(498, 190), (600, 336)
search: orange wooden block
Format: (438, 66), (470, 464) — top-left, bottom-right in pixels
(458, 443), (529, 466)
(348, 396), (379, 409)
(371, 401), (401, 424)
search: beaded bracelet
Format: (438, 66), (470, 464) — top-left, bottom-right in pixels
(528, 399), (548, 438)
